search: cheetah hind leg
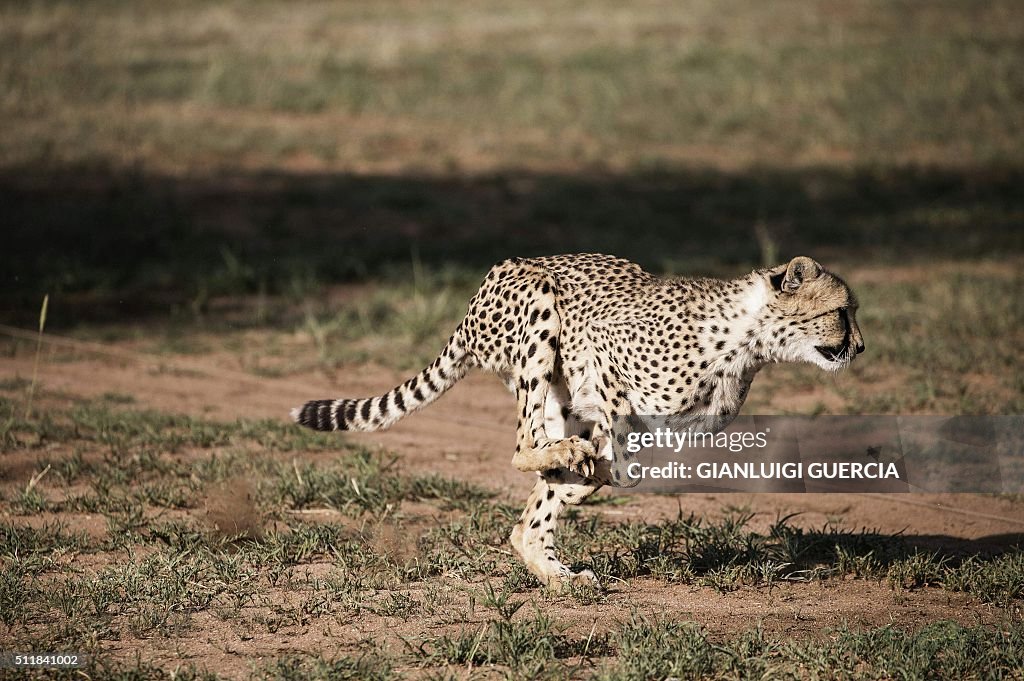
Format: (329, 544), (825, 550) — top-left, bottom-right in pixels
(500, 266), (604, 480)
(509, 477), (600, 589)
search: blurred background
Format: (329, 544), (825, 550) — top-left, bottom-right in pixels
(2, 0), (1022, 412)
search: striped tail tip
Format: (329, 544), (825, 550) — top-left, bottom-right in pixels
(292, 399), (346, 432)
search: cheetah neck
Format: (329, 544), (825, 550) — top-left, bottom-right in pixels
(684, 274), (771, 376)
(675, 274), (772, 418)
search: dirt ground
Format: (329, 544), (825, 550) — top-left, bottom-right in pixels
(4, 341), (1022, 539)
(2, 335), (1022, 677)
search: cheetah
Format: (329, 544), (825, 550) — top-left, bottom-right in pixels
(293, 254), (864, 588)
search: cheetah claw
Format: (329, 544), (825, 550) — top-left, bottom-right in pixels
(513, 436), (599, 476)
(550, 436), (598, 478)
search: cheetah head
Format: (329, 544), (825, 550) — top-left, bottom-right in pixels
(761, 256), (865, 372)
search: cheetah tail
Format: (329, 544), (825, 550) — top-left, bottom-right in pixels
(291, 326), (469, 432)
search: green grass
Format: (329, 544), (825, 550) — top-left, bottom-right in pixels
(589, 615), (1024, 681)
(2, 1), (1022, 170)
(422, 608), (604, 680)
(1, 390), (1022, 676)
(0, 391), (493, 522)
(867, 273), (1023, 413)
(1, 0), (1023, 322)
(295, 267), (482, 370)
(563, 507), (1024, 606)
(10, 618), (1024, 680)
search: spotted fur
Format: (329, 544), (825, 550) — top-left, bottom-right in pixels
(294, 253), (864, 588)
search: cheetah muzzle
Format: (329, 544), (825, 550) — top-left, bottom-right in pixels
(293, 253), (865, 589)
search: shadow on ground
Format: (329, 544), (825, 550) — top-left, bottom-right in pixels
(3, 163), (1022, 325)
(901, 532), (1024, 556)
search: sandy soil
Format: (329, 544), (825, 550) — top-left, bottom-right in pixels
(1, 342), (1022, 676)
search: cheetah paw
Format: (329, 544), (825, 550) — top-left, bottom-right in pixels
(544, 436), (599, 478)
(547, 567), (601, 591)
(513, 436), (599, 476)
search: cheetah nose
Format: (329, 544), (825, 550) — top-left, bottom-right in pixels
(855, 341), (865, 354)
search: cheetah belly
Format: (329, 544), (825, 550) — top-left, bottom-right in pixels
(704, 374), (753, 426)
(629, 372), (754, 426)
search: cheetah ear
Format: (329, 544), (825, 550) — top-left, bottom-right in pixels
(779, 256), (821, 293)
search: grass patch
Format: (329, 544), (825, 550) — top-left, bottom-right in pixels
(2, 1), (1022, 171)
(591, 615), (1024, 681)
(0, 522), (90, 557)
(0, 394), (1021, 674)
(265, 451), (493, 516)
(10, 618), (1023, 680)
(562, 508), (1024, 606)
(255, 655), (396, 681)
(1, 0), (1022, 324)
(839, 268), (1024, 414)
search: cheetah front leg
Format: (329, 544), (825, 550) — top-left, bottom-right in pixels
(510, 385), (603, 588)
(510, 403), (638, 588)
(510, 476), (601, 588)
